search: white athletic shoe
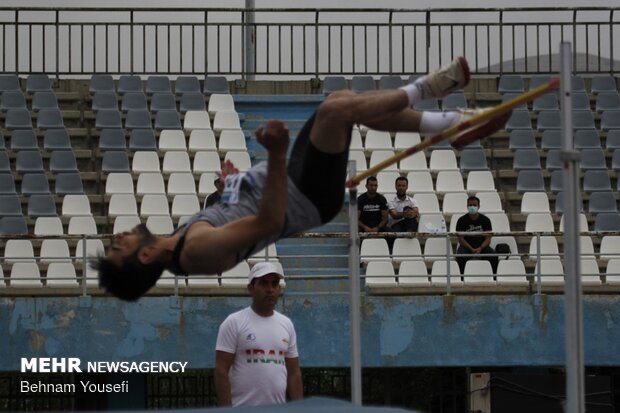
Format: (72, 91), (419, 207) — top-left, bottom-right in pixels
(449, 107), (511, 149)
(424, 56), (471, 98)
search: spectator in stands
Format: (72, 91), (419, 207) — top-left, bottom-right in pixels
(388, 176), (419, 232)
(214, 262), (302, 407)
(455, 195), (498, 273)
(96, 56), (509, 302)
(204, 176), (224, 208)
(357, 176), (389, 232)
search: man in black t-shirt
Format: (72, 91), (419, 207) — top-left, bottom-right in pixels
(357, 176), (389, 233)
(204, 176), (225, 208)
(455, 195), (498, 274)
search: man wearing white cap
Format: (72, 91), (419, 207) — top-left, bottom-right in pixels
(214, 262), (303, 407)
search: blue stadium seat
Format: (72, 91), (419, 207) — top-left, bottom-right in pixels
(28, 194), (57, 217)
(203, 76), (229, 95)
(0, 174), (16, 194)
(32, 91), (58, 112)
(89, 74), (115, 94)
(441, 92), (467, 111)
(579, 148), (607, 170)
(98, 129), (126, 151)
(574, 129), (601, 149)
(532, 93), (558, 112)
(351, 76), (375, 93)
(37, 108), (64, 129)
(129, 129), (157, 151)
(11, 129), (38, 151)
(146, 76), (171, 95)
(588, 191), (618, 214)
(102, 151), (130, 173)
(528, 75), (552, 90)
(121, 92), (148, 112)
(505, 111), (532, 131)
(6, 108), (33, 129)
(571, 92), (590, 110)
(21, 173), (50, 196)
(55, 173), (84, 195)
(43, 129), (72, 151)
(516, 170), (545, 193)
(0, 152), (10, 173)
(594, 212), (620, 232)
(95, 109), (122, 129)
(537, 110), (561, 131)
(50, 151), (78, 173)
(591, 75), (617, 94)
(150, 92), (177, 112)
(572, 110), (595, 130)
(26, 74), (52, 94)
(0, 90), (27, 112)
(583, 170), (611, 193)
(459, 149), (488, 172)
(571, 75), (585, 92)
(601, 110), (620, 131)
(179, 93), (206, 113)
(16, 151), (44, 173)
(414, 98), (440, 111)
(0, 131), (4, 151)
(92, 91), (118, 112)
(0, 74), (20, 93)
(501, 93), (528, 111)
(595, 92), (620, 113)
(125, 110), (153, 129)
(498, 75), (524, 94)
(545, 149), (562, 171)
(0, 216), (27, 234)
(509, 130), (536, 150)
(154, 110), (181, 130)
(513, 149), (541, 170)
(612, 149), (620, 171)
(378, 75), (403, 89)
(608, 130), (620, 150)
(174, 76), (200, 95)
(0, 194), (23, 216)
(322, 76), (347, 95)
(118, 75), (142, 95)
(541, 130), (561, 150)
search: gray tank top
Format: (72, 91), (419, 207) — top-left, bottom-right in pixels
(174, 162), (322, 270)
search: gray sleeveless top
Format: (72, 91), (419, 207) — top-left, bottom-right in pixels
(171, 162), (321, 274)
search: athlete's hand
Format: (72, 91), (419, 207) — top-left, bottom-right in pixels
(255, 120), (289, 155)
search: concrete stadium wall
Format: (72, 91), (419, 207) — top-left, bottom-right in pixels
(2, 294), (620, 371)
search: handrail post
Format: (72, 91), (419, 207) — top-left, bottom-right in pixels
(347, 159), (362, 405)
(536, 232), (542, 295)
(244, 1), (256, 81)
(82, 235), (87, 297)
(445, 233), (451, 296)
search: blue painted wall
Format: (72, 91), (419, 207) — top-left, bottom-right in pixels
(2, 294), (620, 371)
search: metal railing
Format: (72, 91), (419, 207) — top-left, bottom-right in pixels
(0, 7), (617, 78)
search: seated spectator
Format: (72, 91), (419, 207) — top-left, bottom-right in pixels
(455, 195), (498, 273)
(357, 176), (389, 233)
(204, 176), (225, 208)
(388, 176), (419, 232)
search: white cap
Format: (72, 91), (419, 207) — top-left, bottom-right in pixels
(248, 262), (284, 282)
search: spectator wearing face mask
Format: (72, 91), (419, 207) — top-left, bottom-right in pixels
(455, 195), (498, 274)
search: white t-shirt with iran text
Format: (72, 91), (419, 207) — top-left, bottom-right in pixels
(216, 307), (299, 407)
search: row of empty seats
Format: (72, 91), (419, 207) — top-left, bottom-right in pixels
(89, 74), (231, 95)
(94, 109), (240, 131)
(505, 109), (619, 132)
(510, 129), (620, 150)
(91, 92), (235, 115)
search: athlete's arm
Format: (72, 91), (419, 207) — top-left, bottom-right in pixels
(180, 120), (290, 275)
(285, 357), (303, 401)
(214, 350), (235, 407)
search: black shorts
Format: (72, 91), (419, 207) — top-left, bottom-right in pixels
(287, 111), (352, 223)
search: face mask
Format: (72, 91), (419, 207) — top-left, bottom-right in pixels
(468, 206), (479, 215)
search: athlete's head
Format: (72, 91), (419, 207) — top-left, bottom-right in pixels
(93, 224), (165, 301)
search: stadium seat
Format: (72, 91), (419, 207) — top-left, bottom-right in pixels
(16, 151), (44, 173)
(0, 216), (27, 234)
(594, 212), (620, 232)
(167, 173), (196, 195)
(0, 174), (16, 194)
(102, 151), (130, 173)
(534, 259), (565, 286)
(554, 191), (584, 215)
(509, 129), (536, 150)
(486, 213), (511, 233)
(459, 149), (488, 171)
(463, 261), (495, 286)
(89, 74), (115, 94)
(121, 92), (148, 112)
(132, 151), (160, 173)
(360, 239), (391, 265)
(99, 129), (126, 151)
(521, 192), (550, 215)
(532, 93), (558, 112)
(429, 259), (461, 287)
(61, 195), (92, 217)
(50, 151), (78, 173)
(163, 151), (192, 174)
(43, 129), (71, 151)
(37, 108), (65, 129)
(40, 239), (71, 264)
(11, 129), (38, 151)
(365, 261), (397, 287)
(529, 236), (560, 260)
(208, 94), (235, 115)
(466, 171), (496, 193)
(322, 76), (347, 95)
(572, 110), (596, 130)
(180, 93), (207, 113)
(193, 151), (222, 174)
(398, 260), (430, 286)
(5, 240), (35, 263)
(28, 194), (57, 217)
(375, 171), (399, 195)
(393, 132), (421, 150)
(424, 238), (454, 263)
(407, 171), (434, 193)
(392, 238), (423, 266)
(476, 192), (503, 213)
(140, 194), (170, 217)
(175, 76), (201, 95)
(150, 92), (177, 112)
(606, 260), (620, 285)
(212, 110), (241, 131)
(600, 236), (620, 261)
(46, 263), (78, 287)
(224, 151), (251, 172)
(541, 130), (561, 150)
(146, 76), (171, 95)
(588, 191), (618, 214)
(418, 213), (446, 233)
(0, 195), (23, 217)
(398, 151), (426, 172)
(505, 110), (532, 131)
(184, 110), (212, 131)
(591, 75), (617, 94)
(516, 170), (545, 193)
(32, 91), (59, 112)
(220, 261), (251, 286)
(429, 150), (458, 172)
(171, 194), (200, 218)
(577, 260), (601, 285)
(378, 75), (403, 89)
(441, 92), (467, 111)
(613, 150), (620, 172)
(146, 215), (174, 235)
(575, 129), (602, 149)
(435, 170), (464, 194)
(513, 149), (541, 170)
(0, 74), (20, 93)
(125, 109), (153, 129)
(155, 110), (182, 130)
(571, 75), (585, 92)
(96, 109), (122, 129)
(536, 110), (560, 131)
(219, 130), (247, 153)
(34, 216), (63, 235)
(496, 260), (528, 287)
(112, 215), (140, 233)
(601, 110), (620, 131)
(118, 75), (142, 95)
(10, 263), (42, 287)
(129, 129), (157, 151)
(1, 90), (27, 112)
(75, 239), (104, 285)
(414, 98), (440, 111)
(571, 92), (590, 110)
(549, 170), (564, 193)
(105, 173), (134, 195)
(490, 236), (519, 260)
(595, 92), (620, 113)
(558, 213), (589, 233)
(21, 173), (50, 196)
(188, 129), (217, 152)
(413, 193), (441, 214)
(498, 75), (524, 94)
(583, 170), (612, 193)
(6, 108), (33, 129)
(159, 130), (187, 152)
(525, 213), (554, 232)
(68, 216), (98, 235)
(26, 74), (51, 94)
(351, 76), (375, 93)
(136, 173), (166, 195)
(203, 76), (229, 95)
(364, 130), (392, 151)
(198, 173), (218, 196)
(108, 194), (139, 218)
